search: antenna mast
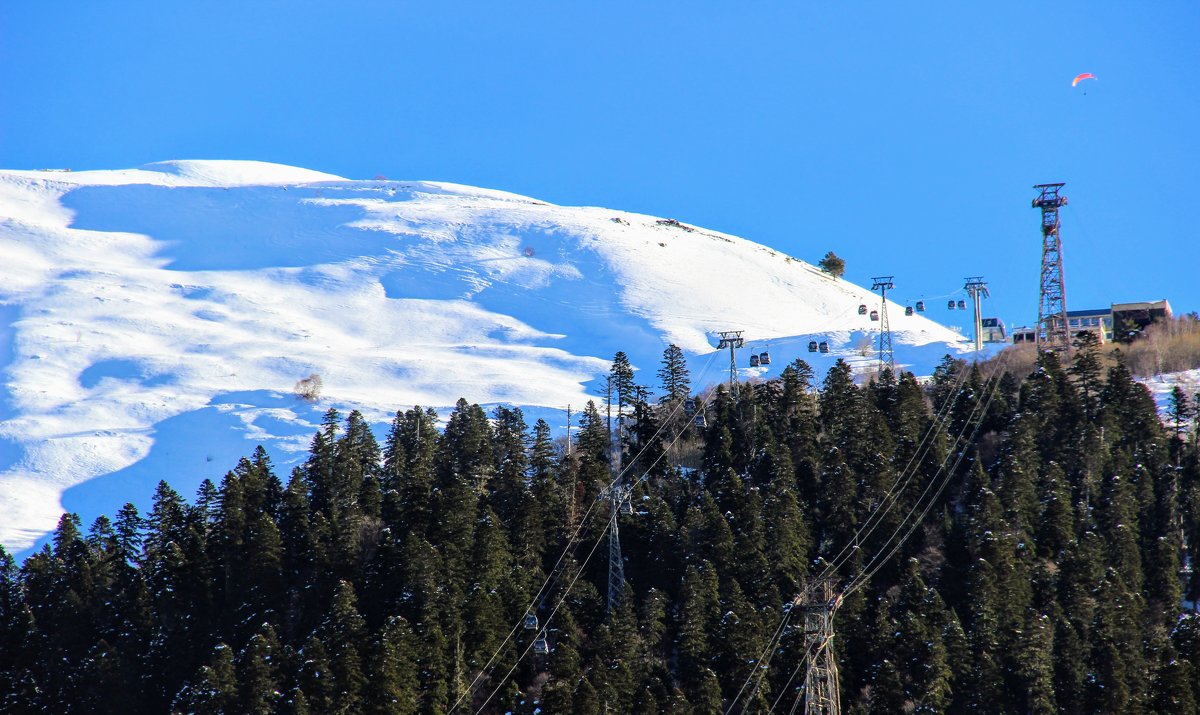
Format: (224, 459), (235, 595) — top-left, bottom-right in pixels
(1032, 183), (1070, 351)
(871, 277), (895, 373)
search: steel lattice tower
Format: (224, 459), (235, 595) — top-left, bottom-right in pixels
(717, 330), (745, 398)
(800, 579), (843, 715)
(1032, 184), (1070, 351)
(606, 489), (625, 614)
(871, 277), (895, 373)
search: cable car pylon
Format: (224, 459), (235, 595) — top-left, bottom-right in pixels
(716, 330), (745, 398)
(798, 578), (843, 715)
(871, 276), (895, 374)
(964, 277), (989, 355)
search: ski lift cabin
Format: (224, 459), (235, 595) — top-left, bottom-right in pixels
(533, 634), (550, 654)
(904, 306), (914, 316)
(916, 301), (925, 312)
(818, 341), (830, 353)
(524, 615), (538, 630)
(684, 398), (696, 414)
(693, 413), (707, 428)
(808, 341), (818, 353)
(749, 354), (760, 367)
(870, 310), (879, 321)
(957, 299), (966, 310)
(858, 304), (868, 315)
(759, 351), (771, 365)
(947, 300), (956, 310)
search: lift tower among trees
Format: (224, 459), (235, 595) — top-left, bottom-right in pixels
(717, 330), (745, 398)
(799, 579), (843, 715)
(871, 276), (895, 373)
(1032, 183), (1070, 351)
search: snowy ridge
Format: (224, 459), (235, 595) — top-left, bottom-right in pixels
(0, 160), (972, 553)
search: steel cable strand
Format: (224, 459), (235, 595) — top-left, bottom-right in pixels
(812, 360), (973, 582)
(729, 360), (974, 712)
(450, 349), (723, 712)
(473, 513), (613, 714)
(845, 370), (1004, 597)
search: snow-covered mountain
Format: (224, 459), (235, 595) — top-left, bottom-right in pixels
(0, 160), (972, 554)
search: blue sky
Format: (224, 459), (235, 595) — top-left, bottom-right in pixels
(3, 2), (1198, 330)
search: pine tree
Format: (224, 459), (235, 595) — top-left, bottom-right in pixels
(172, 643), (238, 715)
(323, 581), (369, 713)
(368, 616), (420, 715)
(1169, 385), (1193, 437)
(237, 623), (282, 715)
(657, 343), (691, 404)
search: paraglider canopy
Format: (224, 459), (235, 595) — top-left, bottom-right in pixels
(1071, 72), (1096, 87)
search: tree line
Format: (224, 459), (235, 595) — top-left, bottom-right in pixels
(1, 337), (1199, 714)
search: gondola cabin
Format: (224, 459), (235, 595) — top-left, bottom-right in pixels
(905, 306), (914, 316)
(858, 304), (868, 315)
(693, 413), (707, 428)
(808, 340), (818, 352)
(619, 499), (633, 515)
(947, 300), (956, 310)
(818, 341), (830, 353)
(533, 636), (550, 655)
(957, 299), (966, 310)
(684, 398), (696, 414)
(749, 354), (760, 367)
(870, 310), (879, 321)
(524, 615), (538, 630)
(759, 351), (771, 365)
(916, 301), (925, 312)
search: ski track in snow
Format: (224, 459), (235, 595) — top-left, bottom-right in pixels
(0, 160), (976, 555)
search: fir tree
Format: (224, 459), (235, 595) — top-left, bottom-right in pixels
(657, 343), (691, 404)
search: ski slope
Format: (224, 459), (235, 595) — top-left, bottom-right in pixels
(0, 160), (974, 554)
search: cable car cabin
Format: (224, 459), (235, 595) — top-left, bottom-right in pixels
(957, 300), (966, 310)
(619, 499), (633, 515)
(869, 310), (879, 321)
(524, 615), (538, 630)
(808, 340), (818, 352)
(683, 398), (696, 414)
(916, 301), (925, 312)
(905, 306), (914, 316)
(749, 354), (760, 367)
(759, 351), (771, 365)
(693, 413), (707, 428)
(818, 341), (830, 353)
(533, 636), (550, 655)
(858, 304), (868, 315)
(947, 300), (956, 310)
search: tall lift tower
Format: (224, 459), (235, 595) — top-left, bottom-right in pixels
(1032, 184), (1070, 351)
(605, 483), (630, 614)
(964, 277), (990, 353)
(717, 330), (745, 398)
(799, 579), (843, 715)
(871, 277), (895, 373)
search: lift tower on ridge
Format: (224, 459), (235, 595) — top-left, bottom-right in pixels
(871, 277), (895, 373)
(717, 330), (745, 398)
(1032, 183), (1070, 351)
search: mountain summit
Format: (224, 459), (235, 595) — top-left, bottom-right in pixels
(0, 160), (968, 552)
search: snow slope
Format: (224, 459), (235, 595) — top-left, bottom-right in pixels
(0, 160), (973, 554)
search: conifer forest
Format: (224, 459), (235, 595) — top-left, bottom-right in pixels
(3, 340), (1200, 714)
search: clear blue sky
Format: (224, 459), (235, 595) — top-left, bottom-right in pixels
(3, 2), (1198, 330)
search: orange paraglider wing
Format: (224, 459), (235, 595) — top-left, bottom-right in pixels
(1072, 72), (1097, 87)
